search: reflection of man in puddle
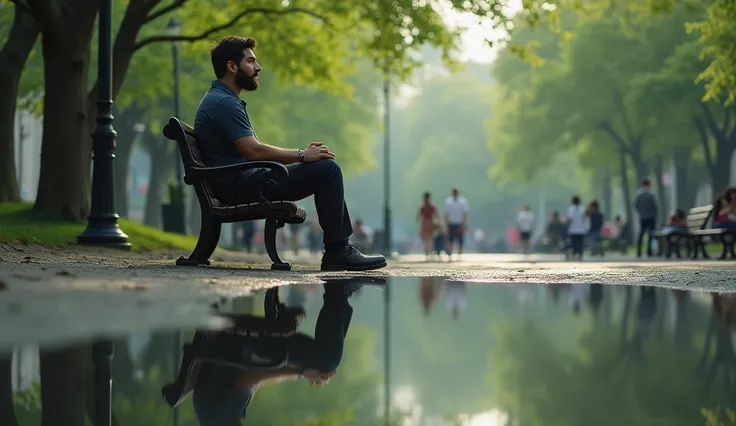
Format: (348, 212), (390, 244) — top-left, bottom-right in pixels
(445, 281), (467, 321)
(192, 281), (365, 425)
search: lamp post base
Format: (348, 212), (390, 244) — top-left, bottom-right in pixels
(77, 214), (131, 249)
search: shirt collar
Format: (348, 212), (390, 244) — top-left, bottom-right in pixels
(210, 80), (246, 106)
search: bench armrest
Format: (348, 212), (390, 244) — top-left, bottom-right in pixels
(187, 161), (288, 185)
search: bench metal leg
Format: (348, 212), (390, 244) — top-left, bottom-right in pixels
(177, 217), (221, 266)
(265, 217), (291, 271)
(673, 239), (682, 259)
(664, 238), (673, 259)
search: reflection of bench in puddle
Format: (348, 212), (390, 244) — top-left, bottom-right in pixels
(162, 308), (297, 408)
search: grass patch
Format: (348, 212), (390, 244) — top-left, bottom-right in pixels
(0, 202), (198, 252)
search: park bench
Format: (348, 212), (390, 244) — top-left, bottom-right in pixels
(163, 117), (306, 270)
(161, 287), (295, 408)
(652, 205), (712, 259)
(691, 224), (736, 261)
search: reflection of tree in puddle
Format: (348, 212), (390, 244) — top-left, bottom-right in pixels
(489, 285), (736, 426)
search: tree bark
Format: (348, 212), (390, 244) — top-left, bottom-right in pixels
(0, 6), (39, 203)
(652, 156), (668, 222)
(698, 104), (736, 193)
(143, 134), (172, 228)
(40, 343), (88, 426)
(602, 168), (612, 218)
(32, 1), (99, 220)
(673, 147), (693, 210)
(112, 105), (143, 218)
(0, 354), (19, 426)
(618, 147), (634, 240)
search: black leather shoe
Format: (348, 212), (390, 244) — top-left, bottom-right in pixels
(323, 277), (387, 296)
(321, 245), (387, 271)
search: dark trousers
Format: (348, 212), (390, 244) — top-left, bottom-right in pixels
(225, 159), (353, 251)
(282, 290), (353, 372)
(637, 217), (656, 256)
(570, 234), (584, 256)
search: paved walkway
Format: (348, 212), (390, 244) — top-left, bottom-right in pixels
(0, 244), (733, 350)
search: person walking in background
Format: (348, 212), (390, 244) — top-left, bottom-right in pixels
(517, 204), (534, 255)
(567, 195), (586, 260)
(444, 188), (469, 261)
(586, 200), (604, 256)
(417, 192), (439, 261)
(634, 179), (659, 258)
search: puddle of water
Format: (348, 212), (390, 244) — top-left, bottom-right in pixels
(3, 278), (736, 426)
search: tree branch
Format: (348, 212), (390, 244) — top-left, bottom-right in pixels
(598, 122), (632, 156)
(694, 116), (714, 174)
(8, 0), (33, 16)
(145, 0), (188, 23)
(134, 7), (330, 51)
(700, 103), (724, 141)
(25, 0), (60, 36)
(612, 85), (638, 145)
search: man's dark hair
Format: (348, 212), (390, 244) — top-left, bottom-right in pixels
(571, 195), (581, 205)
(641, 178), (650, 187)
(209, 36), (257, 78)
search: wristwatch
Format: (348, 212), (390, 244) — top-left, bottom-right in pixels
(298, 149), (305, 163)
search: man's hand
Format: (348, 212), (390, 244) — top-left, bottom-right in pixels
(302, 369), (335, 387)
(303, 142), (335, 162)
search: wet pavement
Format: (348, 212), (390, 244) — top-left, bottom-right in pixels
(5, 277), (736, 426)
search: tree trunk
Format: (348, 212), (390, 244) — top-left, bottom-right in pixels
(0, 6), (39, 203)
(673, 147), (692, 210)
(112, 105), (143, 218)
(602, 168), (612, 218)
(698, 104), (736, 194)
(711, 138), (732, 193)
(33, 3), (99, 220)
(619, 147), (634, 241)
(0, 354), (19, 426)
(40, 343), (88, 426)
(189, 189), (201, 236)
(653, 156), (668, 222)
(143, 136), (171, 228)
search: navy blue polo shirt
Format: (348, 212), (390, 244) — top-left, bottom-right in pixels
(193, 80), (258, 194)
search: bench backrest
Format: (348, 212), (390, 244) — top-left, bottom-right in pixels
(162, 117), (223, 209)
(686, 205), (713, 232)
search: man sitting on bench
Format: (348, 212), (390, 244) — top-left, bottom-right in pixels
(194, 35), (386, 271)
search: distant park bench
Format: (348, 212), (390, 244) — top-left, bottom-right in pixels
(163, 117), (306, 270)
(652, 205), (736, 260)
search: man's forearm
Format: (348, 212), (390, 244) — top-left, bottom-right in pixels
(248, 142), (300, 164)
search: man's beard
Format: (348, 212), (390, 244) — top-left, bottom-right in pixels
(235, 67), (258, 91)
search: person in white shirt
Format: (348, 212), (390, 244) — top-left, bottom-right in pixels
(567, 195), (586, 260)
(444, 188), (469, 259)
(517, 205), (534, 254)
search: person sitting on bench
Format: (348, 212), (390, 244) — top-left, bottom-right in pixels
(193, 35), (386, 271)
(192, 281), (362, 425)
(714, 188), (736, 229)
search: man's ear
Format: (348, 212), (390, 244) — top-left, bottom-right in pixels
(227, 60), (237, 74)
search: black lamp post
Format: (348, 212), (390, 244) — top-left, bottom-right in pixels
(77, 0), (130, 249)
(83, 2), (120, 423)
(165, 17), (186, 234)
(382, 71), (392, 256)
